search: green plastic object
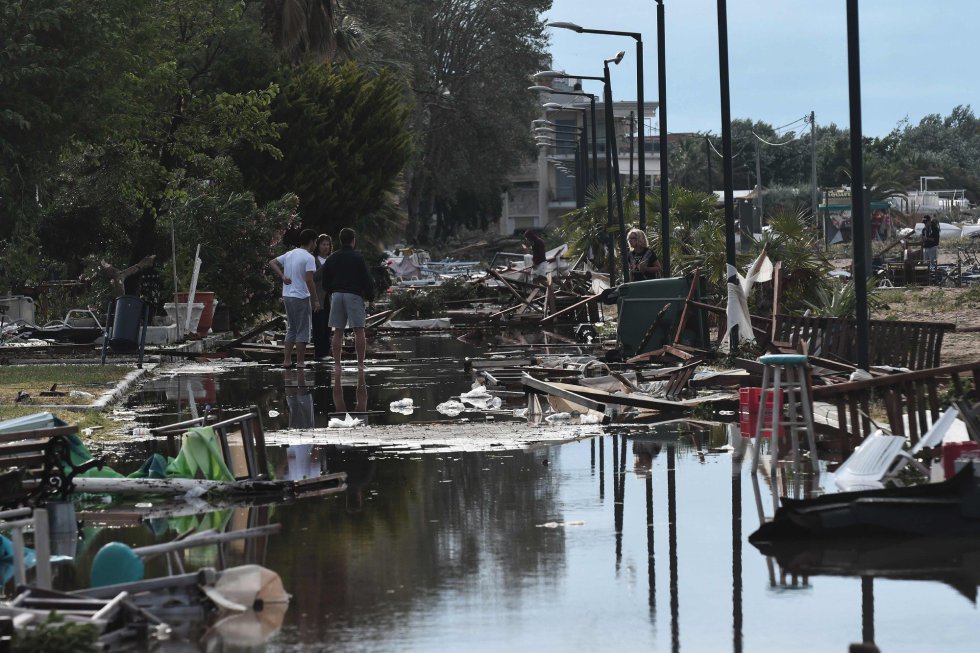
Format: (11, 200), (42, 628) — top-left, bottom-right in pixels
(617, 276), (710, 357)
(90, 541), (144, 587)
(758, 354), (808, 366)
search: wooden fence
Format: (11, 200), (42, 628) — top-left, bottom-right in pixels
(766, 315), (955, 370)
(811, 360), (980, 457)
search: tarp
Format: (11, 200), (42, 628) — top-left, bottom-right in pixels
(724, 251), (773, 347)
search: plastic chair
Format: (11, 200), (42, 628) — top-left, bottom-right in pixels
(834, 406), (961, 491)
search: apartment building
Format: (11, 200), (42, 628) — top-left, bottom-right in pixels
(498, 81), (660, 236)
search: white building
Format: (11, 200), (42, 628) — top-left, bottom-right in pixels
(498, 81), (660, 236)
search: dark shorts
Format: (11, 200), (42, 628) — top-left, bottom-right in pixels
(328, 292), (366, 329)
(283, 297), (312, 343)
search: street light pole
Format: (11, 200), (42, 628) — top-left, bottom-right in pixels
(604, 51), (630, 284)
(546, 22), (648, 232)
(531, 88), (597, 187)
(717, 0), (738, 351)
(846, 0), (870, 371)
(655, 0), (670, 276)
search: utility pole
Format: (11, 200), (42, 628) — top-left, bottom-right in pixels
(628, 111), (635, 186)
(705, 135), (713, 194)
(810, 111), (818, 227)
(754, 142), (763, 231)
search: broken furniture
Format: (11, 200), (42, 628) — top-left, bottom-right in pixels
(101, 295), (151, 368)
(0, 415), (102, 510)
(750, 354), (819, 475)
(0, 507), (51, 589)
(812, 360), (980, 459)
(833, 406), (961, 491)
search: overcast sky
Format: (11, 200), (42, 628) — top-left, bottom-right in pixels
(543, 0), (979, 137)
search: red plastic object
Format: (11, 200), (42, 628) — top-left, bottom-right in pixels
(739, 387), (784, 438)
(942, 441), (980, 479)
(177, 291), (215, 336)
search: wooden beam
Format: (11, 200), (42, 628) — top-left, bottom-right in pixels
(520, 375), (607, 413)
(541, 293), (602, 324)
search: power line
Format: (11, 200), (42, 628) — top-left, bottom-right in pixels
(751, 131), (797, 147)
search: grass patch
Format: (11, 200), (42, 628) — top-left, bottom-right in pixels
(0, 364), (132, 406)
(0, 404), (121, 432)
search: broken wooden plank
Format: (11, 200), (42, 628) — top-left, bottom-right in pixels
(520, 374), (606, 413)
(218, 314), (285, 352)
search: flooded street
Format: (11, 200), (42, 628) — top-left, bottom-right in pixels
(69, 335), (980, 651)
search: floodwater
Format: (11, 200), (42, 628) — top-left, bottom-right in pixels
(63, 336), (980, 650)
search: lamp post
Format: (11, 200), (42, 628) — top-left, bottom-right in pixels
(540, 104), (589, 209)
(533, 76), (600, 187)
(654, 1), (670, 276)
(547, 22), (649, 235)
(846, 0), (870, 371)
(536, 72), (616, 282)
(716, 0), (738, 350)
(537, 129), (586, 208)
(604, 50), (631, 283)
(529, 86), (597, 187)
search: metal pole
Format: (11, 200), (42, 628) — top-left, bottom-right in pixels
(656, 0), (670, 276)
(581, 120), (590, 190)
(605, 63), (631, 283)
(603, 95), (617, 285)
(706, 135), (713, 193)
(590, 96), (599, 191)
(629, 111), (635, 186)
(847, 0), (870, 371)
(717, 0), (738, 350)
(755, 142), (764, 228)
(637, 38), (647, 231)
(810, 111), (818, 226)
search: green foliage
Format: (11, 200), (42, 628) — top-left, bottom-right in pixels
(13, 612), (100, 653)
(804, 275), (887, 318)
(558, 187), (613, 272)
(752, 207), (832, 310)
(247, 61), (412, 248)
(168, 168), (300, 328)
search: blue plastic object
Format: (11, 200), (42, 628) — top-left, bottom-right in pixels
(90, 541), (144, 587)
(758, 354), (808, 366)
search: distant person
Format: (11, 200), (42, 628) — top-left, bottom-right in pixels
(312, 234), (333, 361)
(268, 228), (319, 368)
(523, 229), (549, 281)
(626, 228), (662, 281)
(922, 215), (940, 268)
(321, 228), (375, 373)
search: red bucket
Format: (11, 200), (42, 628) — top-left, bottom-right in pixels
(177, 292), (215, 336)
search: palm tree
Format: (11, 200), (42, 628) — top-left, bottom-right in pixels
(263, 0), (363, 63)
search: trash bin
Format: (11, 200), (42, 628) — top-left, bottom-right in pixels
(109, 295), (146, 351)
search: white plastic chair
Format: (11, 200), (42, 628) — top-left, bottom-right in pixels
(833, 430), (907, 491)
(834, 406), (961, 491)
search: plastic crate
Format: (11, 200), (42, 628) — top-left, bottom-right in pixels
(739, 387), (784, 438)
(942, 441), (980, 479)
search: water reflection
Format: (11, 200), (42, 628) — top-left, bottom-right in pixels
(72, 417), (980, 651)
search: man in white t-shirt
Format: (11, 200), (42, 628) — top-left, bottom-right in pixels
(268, 229), (319, 368)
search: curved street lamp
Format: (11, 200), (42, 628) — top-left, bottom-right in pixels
(546, 21), (655, 239)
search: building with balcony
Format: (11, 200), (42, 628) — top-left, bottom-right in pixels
(498, 80), (660, 236)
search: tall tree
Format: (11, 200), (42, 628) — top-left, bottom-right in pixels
(242, 61), (413, 248)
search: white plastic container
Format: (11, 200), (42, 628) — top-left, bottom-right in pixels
(0, 295), (35, 325)
(163, 302), (204, 334)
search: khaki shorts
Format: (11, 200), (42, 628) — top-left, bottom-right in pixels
(328, 292), (367, 329)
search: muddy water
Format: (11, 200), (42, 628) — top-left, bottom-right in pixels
(87, 336), (980, 651)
